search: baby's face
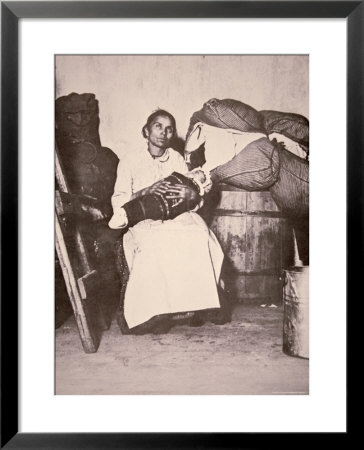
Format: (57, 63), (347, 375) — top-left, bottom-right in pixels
(189, 169), (206, 184)
(185, 169), (212, 194)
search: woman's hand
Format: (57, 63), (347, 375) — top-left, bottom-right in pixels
(132, 180), (172, 199)
(165, 184), (200, 208)
(144, 180), (172, 196)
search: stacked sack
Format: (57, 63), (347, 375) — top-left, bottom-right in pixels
(260, 109), (309, 217)
(186, 98), (266, 135)
(260, 109), (309, 158)
(56, 93), (120, 317)
(185, 98), (309, 218)
(56, 92), (118, 206)
(186, 98), (279, 191)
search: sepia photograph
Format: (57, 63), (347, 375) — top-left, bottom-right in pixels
(0, 0), (354, 444)
(55, 54), (309, 395)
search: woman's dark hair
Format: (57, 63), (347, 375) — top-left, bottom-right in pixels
(142, 109), (177, 139)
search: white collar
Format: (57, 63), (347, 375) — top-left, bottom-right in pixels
(147, 147), (171, 162)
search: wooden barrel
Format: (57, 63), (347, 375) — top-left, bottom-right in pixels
(282, 266), (309, 358)
(205, 185), (285, 303)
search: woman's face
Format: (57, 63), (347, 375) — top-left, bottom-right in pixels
(145, 115), (175, 150)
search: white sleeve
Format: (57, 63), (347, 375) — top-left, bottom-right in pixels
(108, 157), (133, 229)
(111, 157), (133, 210)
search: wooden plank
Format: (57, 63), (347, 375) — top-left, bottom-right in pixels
(218, 189), (247, 210)
(281, 219), (295, 267)
(55, 147), (91, 274)
(55, 213), (100, 353)
(211, 189), (283, 301)
(78, 270), (108, 331)
(211, 215), (247, 270)
(55, 144), (107, 352)
(213, 209), (282, 218)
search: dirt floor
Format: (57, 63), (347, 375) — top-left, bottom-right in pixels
(56, 303), (308, 395)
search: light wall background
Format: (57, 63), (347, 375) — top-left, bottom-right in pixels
(56, 55), (308, 159)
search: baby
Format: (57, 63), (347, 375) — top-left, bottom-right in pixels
(108, 168), (212, 230)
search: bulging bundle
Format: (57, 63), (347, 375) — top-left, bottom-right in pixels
(260, 109), (309, 157)
(187, 98), (265, 136)
(185, 98), (309, 218)
(110, 172), (204, 230)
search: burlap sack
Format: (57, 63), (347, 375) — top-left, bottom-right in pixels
(269, 146), (309, 217)
(260, 110), (309, 149)
(210, 137), (280, 191)
(187, 98), (265, 137)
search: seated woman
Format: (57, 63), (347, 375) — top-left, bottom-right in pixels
(109, 109), (225, 334)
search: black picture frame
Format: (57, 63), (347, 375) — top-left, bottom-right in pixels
(1, 1), (359, 448)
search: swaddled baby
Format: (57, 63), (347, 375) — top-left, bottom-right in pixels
(108, 168), (211, 229)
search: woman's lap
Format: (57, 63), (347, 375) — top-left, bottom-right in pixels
(118, 212), (223, 330)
